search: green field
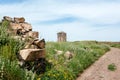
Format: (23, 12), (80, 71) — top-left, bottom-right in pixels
(0, 38), (110, 80)
(0, 20), (118, 80)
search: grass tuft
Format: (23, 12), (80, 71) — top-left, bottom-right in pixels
(108, 63), (117, 71)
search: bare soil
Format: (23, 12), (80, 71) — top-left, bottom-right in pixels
(76, 48), (120, 80)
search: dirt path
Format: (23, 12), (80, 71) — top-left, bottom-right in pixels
(76, 48), (120, 80)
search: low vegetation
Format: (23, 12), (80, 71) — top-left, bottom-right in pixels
(0, 57), (37, 80)
(108, 63), (117, 71)
(110, 43), (120, 48)
(0, 20), (24, 61)
(39, 41), (110, 80)
(0, 20), (37, 80)
(0, 20), (111, 80)
(99, 42), (120, 48)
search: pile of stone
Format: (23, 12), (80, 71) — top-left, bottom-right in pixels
(2, 16), (46, 72)
(3, 16), (38, 41)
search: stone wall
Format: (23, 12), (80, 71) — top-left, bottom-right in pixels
(2, 16), (46, 61)
(3, 16), (37, 40)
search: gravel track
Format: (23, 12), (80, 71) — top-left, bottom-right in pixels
(77, 48), (120, 80)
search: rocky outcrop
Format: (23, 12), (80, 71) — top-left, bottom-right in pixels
(3, 16), (42, 46)
(2, 16), (46, 70)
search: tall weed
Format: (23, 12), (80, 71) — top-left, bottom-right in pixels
(0, 20), (25, 61)
(0, 57), (36, 80)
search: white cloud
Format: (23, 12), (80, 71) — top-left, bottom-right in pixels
(0, 0), (120, 41)
(1, 0), (120, 24)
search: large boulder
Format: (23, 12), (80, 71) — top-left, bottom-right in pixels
(24, 43), (38, 49)
(10, 22), (23, 30)
(28, 31), (39, 38)
(30, 44), (38, 49)
(21, 31), (38, 40)
(24, 43), (32, 49)
(19, 49), (45, 61)
(3, 16), (13, 22)
(33, 39), (45, 49)
(14, 17), (25, 23)
(64, 51), (73, 60)
(20, 23), (32, 31)
(16, 29), (26, 35)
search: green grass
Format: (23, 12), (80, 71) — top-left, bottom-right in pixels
(0, 20), (25, 61)
(0, 41), (110, 80)
(39, 41), (110, 80)
(99, 42), (120, 48)
(110, 43), (120, 48)
(0, 20), (36, 80)
(108, 63), (117, 71)
(0, 20), (111, 80)
(0, 57), (37, 80)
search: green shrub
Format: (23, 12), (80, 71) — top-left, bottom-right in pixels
(0, 21), (9, 46)
(108, 63), (117, 71)
(0, 19), (37, 80)
(40, 69), (74, 80)
(0, 20), (25, 61)
(0, 39), (24, 61)
(0, 57), (37, 80)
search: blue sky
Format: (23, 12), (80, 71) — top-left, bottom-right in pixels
(0, 0), (120, 41)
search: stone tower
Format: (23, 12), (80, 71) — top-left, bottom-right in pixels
(57, 31), (67, 42)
